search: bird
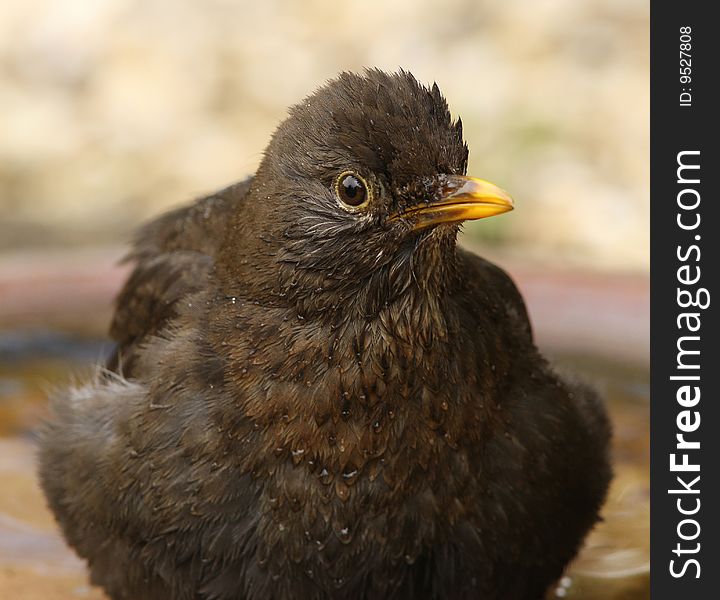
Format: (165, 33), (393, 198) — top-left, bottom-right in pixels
(38, 69), (611, 600)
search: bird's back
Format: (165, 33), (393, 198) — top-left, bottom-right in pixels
(107, 179), (252, 374)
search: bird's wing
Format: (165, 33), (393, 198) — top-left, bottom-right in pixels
(107, 179), (252, 374)
(456, 247), (533, 342)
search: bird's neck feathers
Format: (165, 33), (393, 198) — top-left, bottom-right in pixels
(209, 225), (468, 392)
(215, 201), (462, 341)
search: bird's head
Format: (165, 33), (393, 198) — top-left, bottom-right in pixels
(221, 70), (513, 317)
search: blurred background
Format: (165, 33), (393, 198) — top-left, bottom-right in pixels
(0, 0), (649, 598)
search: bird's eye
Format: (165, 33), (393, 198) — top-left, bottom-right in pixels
(335, 172), (370, 210)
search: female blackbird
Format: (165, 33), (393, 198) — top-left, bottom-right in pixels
(39, 70), (611, 600)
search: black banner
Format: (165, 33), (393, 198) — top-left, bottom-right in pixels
(651, 2), (720, 598)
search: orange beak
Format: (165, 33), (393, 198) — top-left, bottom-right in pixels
(391, 175), (514, 230)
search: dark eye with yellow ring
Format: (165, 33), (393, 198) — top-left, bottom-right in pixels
(335, 172), (370, 209)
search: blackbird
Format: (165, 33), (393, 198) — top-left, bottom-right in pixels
(39, 70), (611, 600)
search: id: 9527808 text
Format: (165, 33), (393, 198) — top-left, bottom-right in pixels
(679, 26), (693, 107)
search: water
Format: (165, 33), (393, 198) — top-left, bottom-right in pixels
(0, 332), (649, 599)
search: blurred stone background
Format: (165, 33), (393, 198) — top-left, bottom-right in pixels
(0, 0), (648, 270)
(0, 2), (649, 598)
